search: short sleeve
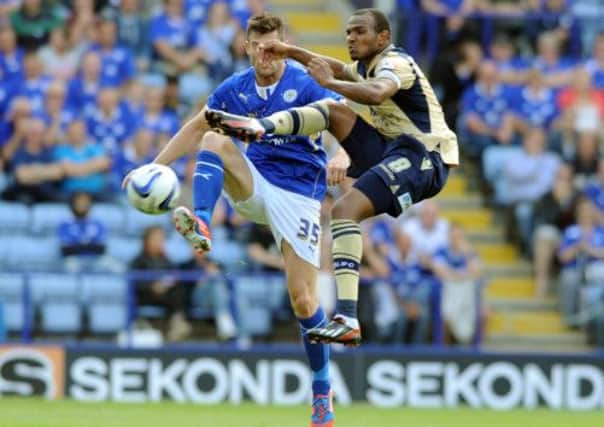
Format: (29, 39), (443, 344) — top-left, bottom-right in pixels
(342, 62), (357, 81)
(374, 55), (415, 90)
(302, 77), (342, 104)
(206, 86), (227, 110)
(149, 17), (167, 44)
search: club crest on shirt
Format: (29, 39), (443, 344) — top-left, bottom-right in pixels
(283, 89), (297, 103)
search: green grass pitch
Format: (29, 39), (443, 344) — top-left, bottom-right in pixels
(0, 399), (601, 427)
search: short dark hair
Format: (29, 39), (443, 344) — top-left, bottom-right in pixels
(246, 12), (285, 39)
(352, 8), (391, 34)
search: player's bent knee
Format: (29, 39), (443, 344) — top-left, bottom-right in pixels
(331, 199), (360, 222)
(200, 131), (233, 155)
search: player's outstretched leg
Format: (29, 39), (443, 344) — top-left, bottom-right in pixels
(205, 100), (331, 142)
(174, 138), (226, 253)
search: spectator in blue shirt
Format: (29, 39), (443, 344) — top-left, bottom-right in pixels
(106, 0), (150, 69)
(66, 51), (107, 117)
(90, 19), (136, 87)
(584, 32), (604, 90)
(1, 117), (63, 203)
(17, 51), (52, 114)
(194, 1), (238, 84)
(184, 0), (215, 28)
(54, 118), (110, 197)
(0, 96), (31, 150)
(489, 35), (529, 86)
(432, 224), (482, 345)
(59, 191), (122, 273)
(510, 68), (560, 134)
(558, 197), (604, 326)
(86, 87), (134, 157)
(460, 60), (516, 157)
(139, 85), (180, 145)
(534, 31), (575, 91)
(36, 80), (77, 146)
(149, 0), (199, 77)
(0, 25), (24, 86)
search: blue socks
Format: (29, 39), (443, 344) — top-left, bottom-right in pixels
(193, 151), (224, 225)
(298, 307), (330, 395)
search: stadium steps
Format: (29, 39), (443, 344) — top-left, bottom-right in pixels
(434, 170), (582, 350)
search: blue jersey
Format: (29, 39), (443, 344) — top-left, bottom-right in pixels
(207, 62), (340, 201)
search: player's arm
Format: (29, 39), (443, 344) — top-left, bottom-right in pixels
(260, 40), (353, 81)
(307, 58), (399, 105)
(154, 106), (210, 165)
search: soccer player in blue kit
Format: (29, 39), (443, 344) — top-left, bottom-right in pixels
(126, 13), (341, 427)
(205, 8), (460, 347)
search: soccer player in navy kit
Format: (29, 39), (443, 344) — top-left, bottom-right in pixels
(125, 13), (340, 427)
(206, 8), (460, 347)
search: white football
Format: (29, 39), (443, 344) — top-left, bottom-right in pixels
(126, 164), (181, 215)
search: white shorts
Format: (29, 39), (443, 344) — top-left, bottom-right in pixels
(225, 156), (322, 268)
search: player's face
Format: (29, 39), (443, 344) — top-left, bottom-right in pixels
(246, 30), (284, 78)
(345, 14), (387, 61)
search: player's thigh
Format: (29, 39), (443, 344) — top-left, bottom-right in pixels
(325, 101), (358, 141)
(337, 116), (388, 179)
(281, 240), (319, 317)
(331, 186), (376, 223)
(200, 131), (253, 201)
(355, 136), (449, 217)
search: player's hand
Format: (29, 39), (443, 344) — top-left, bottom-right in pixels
(327, 148), (350, 186)
(308, 58), (334, 87)
(121, 169), (135, 190)
(258, 40), (289, 60)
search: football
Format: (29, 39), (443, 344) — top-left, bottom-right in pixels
(126, 164), (181, 215)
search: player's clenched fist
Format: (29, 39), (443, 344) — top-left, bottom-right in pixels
(258, 40), (290, 59)
(327, 148), (350, 186)
(307, 58), (334, 87)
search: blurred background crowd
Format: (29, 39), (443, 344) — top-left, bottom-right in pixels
(0, 0), (603, 350)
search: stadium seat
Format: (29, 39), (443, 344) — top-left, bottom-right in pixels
(106, 237), (142, 264)
(81, 274), (128, 333)
(233, 276), (274, 336)
(0, 273), (26, 332)
(124, 206), (171, 237)
(31, 203), (73, 235)
(90, 203), (126, 235)
(6, 236), (61, 270)
(165, 233), (193, 264)
(29, 273), (81, 334)
(0, 202), (31, 235)
(208, 239), (248, 272)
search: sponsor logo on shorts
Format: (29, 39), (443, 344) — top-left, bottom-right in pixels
(397, 192), (413, 214)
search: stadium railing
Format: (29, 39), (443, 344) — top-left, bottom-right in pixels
(0, 270), (484, 348)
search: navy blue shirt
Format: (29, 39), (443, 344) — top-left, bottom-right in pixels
(207, 63), (340, 201)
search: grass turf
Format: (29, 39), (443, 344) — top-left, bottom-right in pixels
(0, 399), (601, 427)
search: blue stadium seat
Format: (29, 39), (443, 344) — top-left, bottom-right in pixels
(90, 203), (126, 235)
(106, 237), (141, 264)
(233, 276), (273, 336)
(165, 233), (193, 264)
(81, 274), (128, 333)
(0, 273), (26, 332)
(0, 202), (31, 235)
(208, 239), (247, 272)
(6, 236), (61, 270)
(124, 206), (171, 237)
(31, 203), (73, 235)
(29, 273), (81, 334)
